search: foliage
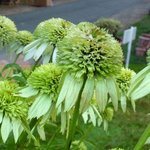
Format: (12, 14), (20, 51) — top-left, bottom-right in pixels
(94, 18), (123, 39)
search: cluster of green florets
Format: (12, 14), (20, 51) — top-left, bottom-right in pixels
(34, 18), (73, 44)
(16, 30), (33, 46)
(57, 32), (123, 78)
(27, 64), (62, 100)
(0, 16), (17, 47)
(117, 68), (135, 93)
(0, 81), (28, 119)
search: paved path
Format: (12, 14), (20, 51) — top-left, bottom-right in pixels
(7, 0), (148, 31)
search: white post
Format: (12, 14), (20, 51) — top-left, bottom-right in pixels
(125, 27), (134, 68)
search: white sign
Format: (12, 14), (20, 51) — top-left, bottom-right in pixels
(122, 26), (137, 44)
(122, 26), (137, 68)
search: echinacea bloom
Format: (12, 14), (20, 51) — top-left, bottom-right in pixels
(56, 23), (123, 113)
(116, 68), (135, 112)
(10, 30), (33, 55)
(23, 18), (73, 63)
(19, 63), (62, 120)
(55, 22), (123, 134)
(19, 63), (62, 140)
(0, 16), (17, 48)
(0, 80), (28, 143)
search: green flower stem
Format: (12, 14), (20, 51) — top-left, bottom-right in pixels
(13, 53), (20, 64)
(134, 123), (150, 150)
(27, 56), (41, 77)
(65, 76), (87, 150)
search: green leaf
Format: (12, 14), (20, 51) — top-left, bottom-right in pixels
(95, 78), (108, 112)
(106, 78), (119, 111)
(1, 115), (12, 143)
(131, 73), (150, 101)
(128, 65), (150, 97)
(56, 74), (73, 108)
(120, 95), (126, 113)
(80, 78), (95, 113)
(33, 43), (48, 61)
(145, 137), (150, 144)
(28, 94), (51, 119)
(64, 77), (83, 112)
(37, 125), (46, 141)
(19, 86), (38, 98)
(12, 118), (23, 143)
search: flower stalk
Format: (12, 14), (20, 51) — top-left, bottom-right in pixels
(65, 76), (87, 150)
(134, 123), (150, 150)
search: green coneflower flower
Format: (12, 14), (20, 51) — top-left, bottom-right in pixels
(116, 68), (135, 112)
(10, 30), (33, 55)
(77, 22), (112, 41)
(19, 63), (62, 140)
(19, 63), (62, 120)
(56, 22), (123, 114)
(0, 16), (17, 48)
(0, 80), (28, 143)
(23, 18), (73, 63)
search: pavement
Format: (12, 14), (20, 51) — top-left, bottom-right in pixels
(0, 0), (150, 67)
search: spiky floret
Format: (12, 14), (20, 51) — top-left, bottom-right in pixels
(116, 68), (135, 112)
(0, 80), (28, 143)
(27, 63), (62, 100)
(0, 80), (27, 119)
(117, 68), (135, 93)
(34, 18), (73, 44)
(77, 22), (112, 41)
(57, 34), (123, 78)
(0, 16), (17, 47)
(16, 30), (33, 46)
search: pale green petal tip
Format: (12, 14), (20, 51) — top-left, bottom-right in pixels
(0, 15), (17, 47)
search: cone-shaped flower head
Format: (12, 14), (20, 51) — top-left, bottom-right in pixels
(57, 26), (123, 78)
(20, 63), (62, 120)
(24, 18), (73, 63)
(56, 22), (123, 135)
(0, 16), (17, 48)
(27, 63), (62, 99)
(34, 18), (73, 44)
(116, 68), (135, 112)
(16, 30), (33, 46)
(117, 68), (135, 93)
(10, 30), (33, 54)
(77, 22), (112, 41)
(0, 80), (28, 143)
